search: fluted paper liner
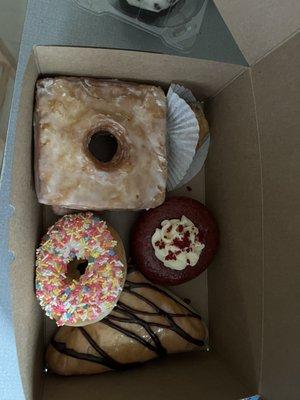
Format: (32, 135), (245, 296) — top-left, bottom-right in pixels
(167, 83), (210, 191)
(167, 88), (199, 191)
(179, 134), (210, 187)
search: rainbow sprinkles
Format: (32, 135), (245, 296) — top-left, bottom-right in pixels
(35, 212), (125, 326)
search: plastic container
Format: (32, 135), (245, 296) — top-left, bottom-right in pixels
(74, 0), (208, 51)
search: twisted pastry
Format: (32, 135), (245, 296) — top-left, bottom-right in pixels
(46, 270), (207, 375)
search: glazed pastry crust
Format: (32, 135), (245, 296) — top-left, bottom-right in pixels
(46, 270), (207, 375)
(34, 77), (167, 211)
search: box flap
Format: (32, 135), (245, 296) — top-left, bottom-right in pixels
(206, 70), (263, 391)
(252, 31), (300, 400)
(206, 31), (300, 397)
(34, 46), (246, 99)
(8, 53), (44, 400)
(214, 0), (300, 65)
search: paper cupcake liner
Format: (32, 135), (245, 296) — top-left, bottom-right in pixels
(169, 83), (197, 104)
(166, 89), (199, 191)
(167, 83), (210, 191)
(178, 133), (210, 188)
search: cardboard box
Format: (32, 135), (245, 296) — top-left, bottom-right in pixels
(1, 5), (300, 400)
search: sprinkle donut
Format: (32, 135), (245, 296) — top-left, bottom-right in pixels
(35, 212), (127, 326)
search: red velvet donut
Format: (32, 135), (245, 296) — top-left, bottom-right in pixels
(130, 197), (219, 285)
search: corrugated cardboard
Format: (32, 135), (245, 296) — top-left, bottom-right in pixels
(4, 21), (300, 400)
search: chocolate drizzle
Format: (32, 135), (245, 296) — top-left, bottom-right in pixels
(51, 276), (205, 371)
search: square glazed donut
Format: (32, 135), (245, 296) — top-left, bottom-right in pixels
(34, 77), (167, 210)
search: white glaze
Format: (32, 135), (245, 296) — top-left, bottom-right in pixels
(35, 78), (167, 210)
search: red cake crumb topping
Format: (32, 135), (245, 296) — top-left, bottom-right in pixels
(155, 240), (165, 249)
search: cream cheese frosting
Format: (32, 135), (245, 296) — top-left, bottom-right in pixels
(151, 215), (205, 270)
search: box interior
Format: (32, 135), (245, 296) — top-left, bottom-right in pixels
(8, 35), (300, 400)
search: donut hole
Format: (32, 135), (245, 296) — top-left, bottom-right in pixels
(88, 131), (118, 163)
(67, 258), (88, 281)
